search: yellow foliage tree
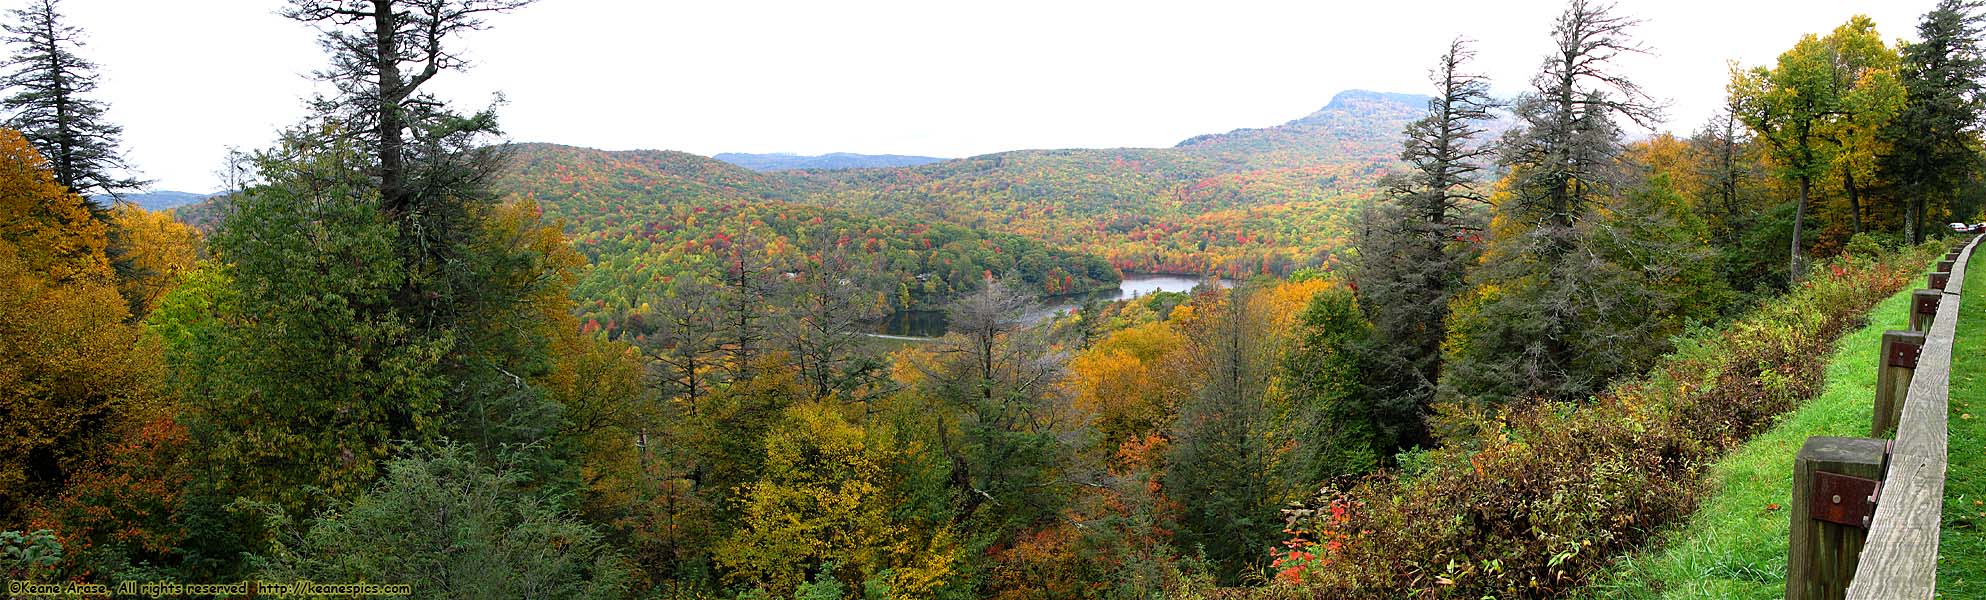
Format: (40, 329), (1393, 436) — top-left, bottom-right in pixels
(1069, 321), (1187, 452)
(1255, 277), (1334, 332)
(0, 129), (109, 284)
(107, 205), (200, 317)
(715, 401), (958, 598)
(0, 129), (162, 519)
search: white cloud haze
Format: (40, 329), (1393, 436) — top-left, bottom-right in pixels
(52, 0), (1938, 191)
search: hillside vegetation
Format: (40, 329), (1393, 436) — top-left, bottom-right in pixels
(482, 90), (1433, 336)
(8, 0), (1986, 599)
(496, 89), (1427, 288)
(495, 143), (1120, 337)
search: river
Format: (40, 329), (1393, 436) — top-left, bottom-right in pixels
(871, 273), (1231, 339)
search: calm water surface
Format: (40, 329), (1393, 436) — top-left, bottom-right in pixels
(873, 273), (1229, 338)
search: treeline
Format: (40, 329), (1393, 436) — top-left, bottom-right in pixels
(796, 146), (1382, 278)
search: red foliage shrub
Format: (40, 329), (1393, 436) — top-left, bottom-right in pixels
(24, 414), (192, 579)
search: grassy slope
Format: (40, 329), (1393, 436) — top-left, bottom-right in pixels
(1580, 275), (1917, 599)
(1942, 250), (1986, 598)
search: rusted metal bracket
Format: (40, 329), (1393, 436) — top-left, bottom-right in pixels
(1887, 337), (1923, 369)
(1812, 470), (1881, 528)
(1914, 293), (1940, 319)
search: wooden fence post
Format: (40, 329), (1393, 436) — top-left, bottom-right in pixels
(1937, 260), (1956, 274)
(1787, 436), (1887, 600)
(1874, 331), (1924, 437)
(1930, 271), (1950, 290)
(1909, 290), (1940, 332)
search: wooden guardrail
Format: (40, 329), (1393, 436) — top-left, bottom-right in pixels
(1783, 233), (1979, 600)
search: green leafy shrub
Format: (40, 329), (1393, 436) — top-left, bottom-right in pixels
(2, 529), (61, 579)
(1276, 243), (1938, 598)
(256, 444), (630, 599)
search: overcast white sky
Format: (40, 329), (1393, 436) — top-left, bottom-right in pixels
(54, 0), (1939, 192)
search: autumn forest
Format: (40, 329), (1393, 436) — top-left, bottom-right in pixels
(4, 0), (1985, 598)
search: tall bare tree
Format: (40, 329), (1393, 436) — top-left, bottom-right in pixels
(1692, 99), (1762, 249)
(648, 279), (721, 418)
(1166, 284), (1283, 584)
(1499, 0), (1663, 246)
(1441, 0), (1700, 410)
(781, 247), (890, 405)
(923, 276), (1067, 528)
(718, 242), (778, 379)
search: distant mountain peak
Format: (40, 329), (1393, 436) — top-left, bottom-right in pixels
(1171, 89), (1431, 162)
(1289, 90), (1432, 126)
(92, 189), (217, 211)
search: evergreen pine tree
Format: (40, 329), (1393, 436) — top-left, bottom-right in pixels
(1351, 37), (1496, 452)
(0, 0), (142, 204)
(1883, 0), (1986, 243)
(1439, 0), (1716, 413)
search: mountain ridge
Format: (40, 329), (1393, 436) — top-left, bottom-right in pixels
(182, 88), (1437, 290)
(714, 152), (948, 172)
(95, 190), (215, 211)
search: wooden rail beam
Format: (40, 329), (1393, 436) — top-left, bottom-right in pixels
(1845, 233), (1980, 599)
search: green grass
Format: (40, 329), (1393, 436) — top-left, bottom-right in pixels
(1940, 251), (1986, 599)
(1579, 276), (1920, 599)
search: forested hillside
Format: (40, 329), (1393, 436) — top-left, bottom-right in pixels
(489, 89), (1429, 287)
(494, 144), (1119, 337)
(90, 190), (212, 211)
(476, 90), (1434, 334)
(7, 0), (1986, 599)
(1176, 89), (1434, 169)
(783, 89), (1429, 275)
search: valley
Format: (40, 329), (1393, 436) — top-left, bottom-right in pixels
(491, 89), (1431, 337)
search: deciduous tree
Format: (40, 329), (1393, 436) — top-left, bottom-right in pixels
(0, 128), (157, 522)
(1732, 18), (1902, 282)
(1166, 285), (1285, 584)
